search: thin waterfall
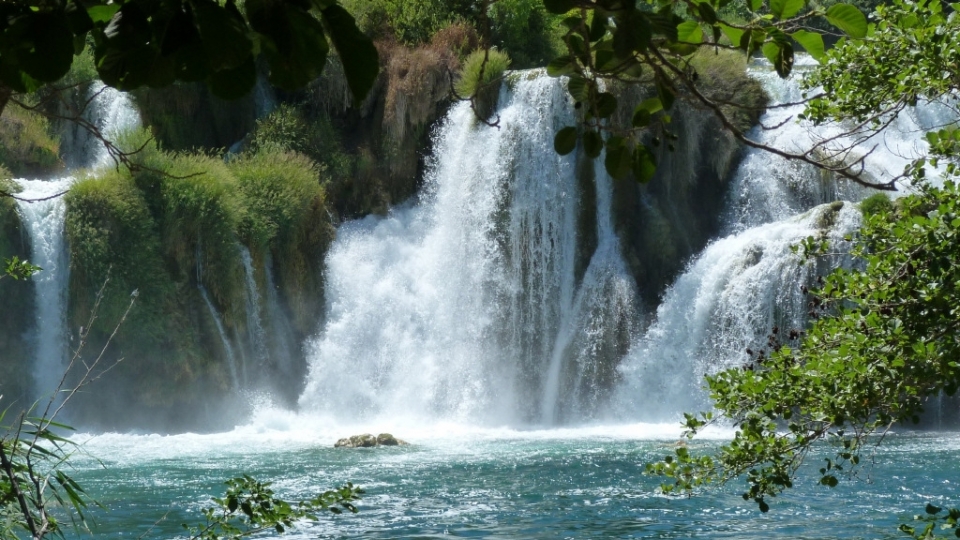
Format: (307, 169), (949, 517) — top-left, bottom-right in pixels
(239, 246), (269, 371)
(299, 72), (641, 425)
(199, 285), (241, 390)
(15, 178), (75, 399)
(263, 253), (299, 378)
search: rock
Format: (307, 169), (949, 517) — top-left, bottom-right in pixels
(334, 433), (408, 448)
(376, 433), (408, 446)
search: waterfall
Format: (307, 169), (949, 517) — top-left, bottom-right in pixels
(263, 253), (299, 379)
(614, 203), (861, 419)
(199, 285), (241, 390)
(299, 73), (640, 425)
(611, 57), (953, 421)
(239, 246), (269, 370)
(89, 82), (141, 168)
(15, 178), (75, 399)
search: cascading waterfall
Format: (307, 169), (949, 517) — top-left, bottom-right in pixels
(15, 178), (75, 399)
(299, 73), (640, 425)
(15, 84), (140, 400)
(614, 203), (861, 419)
(239, 246), (269, 370)
(612, 58), (955, 421)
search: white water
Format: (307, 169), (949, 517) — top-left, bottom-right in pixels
(15, 177), (75, 399)
(87, 83), (141, 168)
(299, 60), (950, 430)
(614, 203), (861, 419)
(299, 74), (640, 426)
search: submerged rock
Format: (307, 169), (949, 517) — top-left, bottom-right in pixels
(334, 433), (408, 448)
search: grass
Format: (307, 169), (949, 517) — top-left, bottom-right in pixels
(0, 105), (63, 177)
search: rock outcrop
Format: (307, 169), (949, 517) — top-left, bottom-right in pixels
(334, 433), (409, 448)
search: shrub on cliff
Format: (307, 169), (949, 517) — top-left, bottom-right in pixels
(0, 106), (62, 177)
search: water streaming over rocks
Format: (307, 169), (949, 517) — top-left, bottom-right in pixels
(15, 178), (75, 399)
(299, 74), (640, 425)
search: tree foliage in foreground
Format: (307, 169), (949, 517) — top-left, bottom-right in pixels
(0, 0), (378, 111)
(648, 179), (960, 508)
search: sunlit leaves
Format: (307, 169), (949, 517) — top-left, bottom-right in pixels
(791, 30), (825, 61)
(770, 0), (805, 19)
(826, 4), (868, 38)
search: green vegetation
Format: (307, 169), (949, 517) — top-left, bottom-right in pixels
(455, 48), (512, 120)
(0, 105), (62, 177)
(63, 133), (332, 427)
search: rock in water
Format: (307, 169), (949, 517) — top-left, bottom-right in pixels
(334, 433), (408, 448)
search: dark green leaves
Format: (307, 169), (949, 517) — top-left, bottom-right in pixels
(632, 144), (657, 183)
(321, 4), (379, 105)
(544, 0), (578, 14)
(604, 136), (632, 179)
(762, 39), (794, 78)
(194, 0), (252, 71)
(826, 4), (868, 38)
(583, 130), (603, 158)
(554, 126), (578, 155)
(247, 0), (330, 90)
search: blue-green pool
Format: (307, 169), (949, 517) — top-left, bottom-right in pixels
(66, 413), (959, 539)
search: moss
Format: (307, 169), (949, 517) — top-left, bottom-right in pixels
(0, 105), (63, 177)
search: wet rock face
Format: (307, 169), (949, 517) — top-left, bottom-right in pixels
(334, 433), (409, 448)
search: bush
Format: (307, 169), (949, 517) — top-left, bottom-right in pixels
(859, 193), (894, 217)
(489, 0), (565, 68)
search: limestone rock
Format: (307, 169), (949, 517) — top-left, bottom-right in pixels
(334, 433), (408, 448)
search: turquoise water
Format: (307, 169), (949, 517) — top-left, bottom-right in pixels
(64, 413), (959, 539)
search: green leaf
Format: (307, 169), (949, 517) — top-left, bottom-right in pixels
(791, 30), (824, 61)
(567, 75), (591, 102)
(826, 4), (867, 38)
(547, 56), (576, 77)
(322, 5), (379, 103)
(762, 41), (794, 78)
(544, 0), (577, 14)
(249, 1), (330, 91)
(697, 3), (719, 24)
(677, 21), (703, 44)
(719, 24), (744, 45)
(583, 130), (603, 159)
(208, 55), (256, 99)
(604, 136), (632, 179)
(632, 144), (657, 183)
(748, 0), (763, 11)
(770, 0), (805, 19)
(194, 0), (252, 71)
(87, 4), (120, 24)
(554, 126), (578, 155)
(654, 74), (676, 110)
(595, 92), (618, 118)
(21, 13), (75, 83)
